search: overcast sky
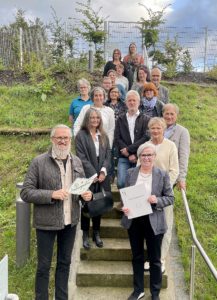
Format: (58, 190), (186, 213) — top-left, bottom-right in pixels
(0, 0), (216, 28)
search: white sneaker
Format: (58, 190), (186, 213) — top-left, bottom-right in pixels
(161, 260), (166, 273)
(144, 261), (150, 272)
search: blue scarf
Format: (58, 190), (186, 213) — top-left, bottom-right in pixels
(143, 96), (157, 109)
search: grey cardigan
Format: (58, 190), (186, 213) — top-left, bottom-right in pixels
(167, 124), (190, 182)
(121, 166), (174, 235)
(20, 149), (85, 230)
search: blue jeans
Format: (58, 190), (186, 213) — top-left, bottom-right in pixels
(35, 225), (77, 300)
(117, 157), (136, 189)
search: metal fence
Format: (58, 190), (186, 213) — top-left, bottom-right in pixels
(0, 26), (50, 68)
(1, 21), (217, 72)
(104, 21), (217, 72)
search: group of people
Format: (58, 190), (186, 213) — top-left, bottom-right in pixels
(21, 43), (190, 300)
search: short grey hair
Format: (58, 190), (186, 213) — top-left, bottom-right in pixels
(162, 103), (180, 115)
(151, 67), (162, 77)
(90, 86), (106, 101)
(137, 142), (156, 157)
(125, 90), (140, 102)
(77, 78), (91, 92)
(50, 124), (72, 138)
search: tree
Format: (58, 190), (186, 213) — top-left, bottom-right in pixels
(181, 49), (193, 74)
(139, 3), (170, 61)
(49, 7), (66, 61)
(161, 36), (183, 78)
(74, 0), (107, 67)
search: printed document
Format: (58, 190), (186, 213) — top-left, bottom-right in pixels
(120, 184), (153, 219)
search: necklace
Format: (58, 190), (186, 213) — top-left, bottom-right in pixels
(139, 171), (151, 178)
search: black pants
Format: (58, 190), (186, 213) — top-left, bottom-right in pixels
(81, 209), (101, 231)
(35, 225), (76, 300)
(128, 215), (163, 297)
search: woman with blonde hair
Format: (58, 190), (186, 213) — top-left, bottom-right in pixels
(140, 117), (179, 274)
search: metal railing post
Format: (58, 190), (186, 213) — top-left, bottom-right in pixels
(88, 43), (94, 73)
(16, 182), (31, 267)
(190, 245), (196, 300)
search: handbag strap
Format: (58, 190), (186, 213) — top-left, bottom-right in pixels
(95, 181), (106, 196)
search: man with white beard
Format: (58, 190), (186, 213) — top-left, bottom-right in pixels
(21, 124), (92, 300)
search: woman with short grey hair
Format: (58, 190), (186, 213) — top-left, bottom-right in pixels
(68, 78), (92, 128)
(122, 143), (174, 300)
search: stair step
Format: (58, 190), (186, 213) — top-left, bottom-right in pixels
(76, 260), (168, 288)
(80, 238), (137, 261)
(73, 287), (132, 300)
(73, 286), (172, 300)
(80, 238), (148, 261)
(90, 218), (128, 238)
(103, 207), (122, 219)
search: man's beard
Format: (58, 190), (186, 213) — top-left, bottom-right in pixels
(52, 143), (71, 159)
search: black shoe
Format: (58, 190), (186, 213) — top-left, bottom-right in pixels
(127, 291), (145, 300)
(82, 230), (90, 250)
(151, 296), (160, 300)
(92, 230), (103, 248)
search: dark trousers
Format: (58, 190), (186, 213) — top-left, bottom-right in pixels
(128, 215), (163, 297)
(35, 224), (77, 300)
(81, 210), (101, 231)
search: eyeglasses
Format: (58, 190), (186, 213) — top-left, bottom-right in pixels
(53, 136), (71, 142)
(140, 154), (154, 158)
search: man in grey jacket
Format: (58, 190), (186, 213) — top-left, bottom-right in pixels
(21, 124), (92, 300)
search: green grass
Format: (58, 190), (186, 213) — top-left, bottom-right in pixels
(0, 85), (73, 129)
(0, 82), (217, 299)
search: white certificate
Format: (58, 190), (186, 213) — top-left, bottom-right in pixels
(120, 184), (153, 219)
(69, 174), (97, 195)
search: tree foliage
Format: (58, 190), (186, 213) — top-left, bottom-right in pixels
(75, 0), (106, 48)
(139, 3), (170, 51)
(181, 49), (193, 74)
(49, 7), (75, 62)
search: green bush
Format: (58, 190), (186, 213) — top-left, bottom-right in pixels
(206, 65), (217, 81)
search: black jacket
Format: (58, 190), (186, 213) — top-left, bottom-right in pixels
(75, 129), (111, 192)
(114, 113), (150, 158)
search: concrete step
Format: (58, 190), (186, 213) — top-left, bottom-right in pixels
(80, 238), (139, 261)
(90, 218), (128, 239)
(72, 286), (173, 300)
(111, 190), (120, 202)
(103, 207), (123, 219)
(76, 260), (168, 288)
(73, 287), (132, 300)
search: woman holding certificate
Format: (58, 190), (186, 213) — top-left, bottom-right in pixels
(75, 108), (111, 250)
(121, 143), (174, 300)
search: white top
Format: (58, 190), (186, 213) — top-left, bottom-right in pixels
(116, 76), (129, 92)
(52, 152), (72, 226)
(90, 130), (107, 176)
(73, 104), (115, 148)
(149, 138), (179, 186)
(136, 172), (152, 198)
(126, 110), (140, 143)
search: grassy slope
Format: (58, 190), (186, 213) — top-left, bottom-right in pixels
(0, 83), (217, 299)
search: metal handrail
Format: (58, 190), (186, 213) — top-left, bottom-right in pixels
(181, 188), (217, 298)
